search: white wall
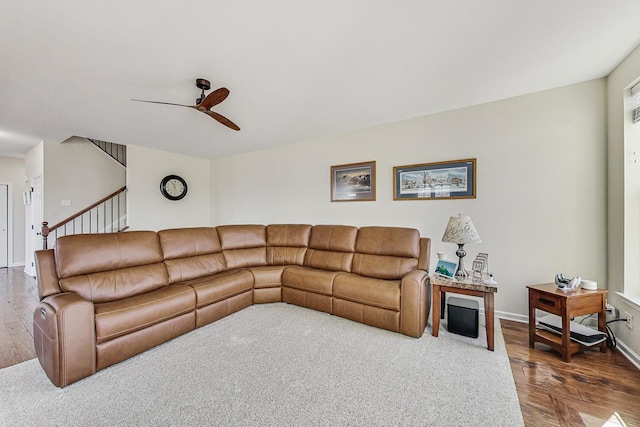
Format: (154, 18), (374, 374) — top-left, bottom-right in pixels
(0, 156), (26, 266)
(127, 145), (210, 231)
(212, 79), (607, 321)
(608, 42), (640, 361)
(43, 136), (126, 225)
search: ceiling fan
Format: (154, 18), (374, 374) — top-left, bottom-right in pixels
(132, 78), (240, 131)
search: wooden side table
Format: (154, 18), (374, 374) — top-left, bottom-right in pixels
(527, 283), (607, 362)
(431, 275), (497, 351)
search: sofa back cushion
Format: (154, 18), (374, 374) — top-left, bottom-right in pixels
(351, 226), (420, 280)
(303, 225), (357, 272)
(217, 225), (267, 269)
(266, 224), (311, 265)
(56, 231), (169, 303)
(158, 227), (227, 284)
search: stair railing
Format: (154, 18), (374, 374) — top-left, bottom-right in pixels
(41, 186), (127, 249)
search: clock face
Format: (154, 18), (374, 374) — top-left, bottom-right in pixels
(160, 175), (188, 201)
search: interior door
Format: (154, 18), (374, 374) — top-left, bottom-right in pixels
(0, 184), (8, 268)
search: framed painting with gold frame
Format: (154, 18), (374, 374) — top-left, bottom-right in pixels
(331, 161), (376, 202)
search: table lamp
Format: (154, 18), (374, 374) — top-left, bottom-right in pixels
(441, 215), (482, 279)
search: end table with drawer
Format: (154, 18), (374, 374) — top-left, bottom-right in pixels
(527, 283), (607, 362)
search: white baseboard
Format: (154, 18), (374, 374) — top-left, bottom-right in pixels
(10, 262), (25, 268)
(615, 339), (640, 371)
(495, 310), (528, 324)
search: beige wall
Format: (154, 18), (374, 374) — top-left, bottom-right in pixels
(43, 137), (126, 226)
(0, 156), (26, 265)
(608, 42), (640, 361)
(127, 145), (210, 231)
(212, 79), (607, 322)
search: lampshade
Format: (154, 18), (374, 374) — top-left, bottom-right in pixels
(441, 215), (482, 245)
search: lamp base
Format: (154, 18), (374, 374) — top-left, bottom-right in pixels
(454, 244), (468, 279)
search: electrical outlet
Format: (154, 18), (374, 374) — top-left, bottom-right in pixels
(625, 312), (634, 330)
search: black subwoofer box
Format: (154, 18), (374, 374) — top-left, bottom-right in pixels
(447, 296), (479, 338)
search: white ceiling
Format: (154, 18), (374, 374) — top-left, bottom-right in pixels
(2, 1), (640, 159)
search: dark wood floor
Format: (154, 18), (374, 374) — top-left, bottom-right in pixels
(2, 266), (640, 426)
(0, 267), (38, 368)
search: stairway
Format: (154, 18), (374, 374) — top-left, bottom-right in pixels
(87, 138), (127, 167)
(40, 138), (129, 249)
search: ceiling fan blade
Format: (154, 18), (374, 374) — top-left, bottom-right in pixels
(203, 110), (240, 131)
(131, 99), (194, 108)
(198, 87), (230, 110)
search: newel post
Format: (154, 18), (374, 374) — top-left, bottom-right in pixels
(41, 221), (49, 250)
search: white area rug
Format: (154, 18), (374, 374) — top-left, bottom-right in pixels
(0, 304), (523, 426)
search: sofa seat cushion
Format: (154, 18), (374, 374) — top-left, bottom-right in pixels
(281, 266), (339, 296)
(94, 285), (195, 344)
(185, 269), (254, 308)
(333, 273), (401, 311)
(248, 266), (285, 289)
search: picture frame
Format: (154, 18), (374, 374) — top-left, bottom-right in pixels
(472, 260), (485, 274)
(472, 253), (489, 280)
(393, 158), (476, 200)
(434, 259), (457, 279)
(331, 161), (376, 202)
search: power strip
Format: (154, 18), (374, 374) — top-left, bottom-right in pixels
(606, 303), (619, 319)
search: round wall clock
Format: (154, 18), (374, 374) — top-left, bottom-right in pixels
(160, 175), (188, 201)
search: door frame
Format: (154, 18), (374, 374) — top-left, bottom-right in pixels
(0, 181), (13, 268)
(24, 176), (41, 277)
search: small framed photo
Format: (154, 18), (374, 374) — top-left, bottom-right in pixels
(435, 259), (457, 279)
(472, 253), (489, 280)
(331, 161), (376, 202)
(393, 158), (476, 200)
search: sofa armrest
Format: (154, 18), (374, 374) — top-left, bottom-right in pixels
(417, 237), (431, 273)
(33, 293), (96, 387)
(35, 249), (62, 299)
(400, 269), (430, 338)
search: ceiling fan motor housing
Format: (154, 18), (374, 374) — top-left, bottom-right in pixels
(196, 78), (211, 91)
(195, 78), (211, 104)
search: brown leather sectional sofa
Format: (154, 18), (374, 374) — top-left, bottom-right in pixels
(33, 224), (431, 387)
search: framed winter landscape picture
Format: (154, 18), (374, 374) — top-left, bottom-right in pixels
(393, 158), (476, 200)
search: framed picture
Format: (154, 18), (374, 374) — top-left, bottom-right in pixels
(393, 158), (476, 200)
(434, 259), (457, 279)
(331, 161), (376, 202)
